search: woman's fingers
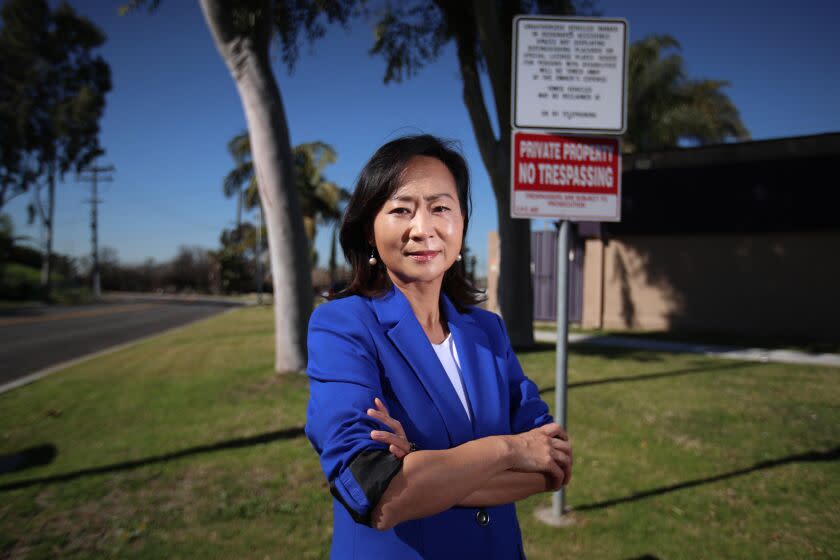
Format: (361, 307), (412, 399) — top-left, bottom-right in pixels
(371, 430), (411, 455)
(545, 455), (565, 489)
(374, 397), (389, 416)
(537, 422), (569, 441)
(542, 425), (573, 472)
(367, 398), (415, 460)
(366, 406), (406, 438)
(370, 429), (410, 450)
(505, 426), (573, 488)
(550, 449), (572, 486)
(550, 437), (573, 462)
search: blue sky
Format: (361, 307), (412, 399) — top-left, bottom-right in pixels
(4, 0), (840, 276)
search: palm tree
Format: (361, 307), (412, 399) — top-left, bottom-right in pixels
(292, 142), (350, 267)
(222, 133), (348, 267)
(222, 132), (255, 235)
(624, 35), (750, 153)
(122, 0), (358, 373)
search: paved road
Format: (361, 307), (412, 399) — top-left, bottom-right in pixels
(0, 300), (238, 388)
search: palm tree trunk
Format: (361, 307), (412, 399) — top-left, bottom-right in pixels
(200, 0), (312, 373)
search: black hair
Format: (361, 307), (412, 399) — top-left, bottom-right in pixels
(334, 134), (484, 310)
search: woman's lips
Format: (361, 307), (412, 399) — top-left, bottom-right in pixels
(407, 251), (439, 262)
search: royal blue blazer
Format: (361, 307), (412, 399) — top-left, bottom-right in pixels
(305, 284), (553, 559)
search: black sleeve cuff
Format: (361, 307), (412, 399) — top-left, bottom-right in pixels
(329, 449), (403, 526)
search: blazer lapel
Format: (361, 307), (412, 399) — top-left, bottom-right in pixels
(373, 286), (474, 446)
(442, 294), (506, 439)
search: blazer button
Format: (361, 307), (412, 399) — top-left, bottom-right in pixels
(475, 509), (490, 527)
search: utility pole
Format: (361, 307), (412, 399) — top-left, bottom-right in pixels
(78, 163), (114, 298)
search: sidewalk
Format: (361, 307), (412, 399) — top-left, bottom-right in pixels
(534, 330), (840, 368)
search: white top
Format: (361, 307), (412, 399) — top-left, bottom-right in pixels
(430, 333), (472, 421)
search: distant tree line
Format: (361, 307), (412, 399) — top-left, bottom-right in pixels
(0, 213), (255, 298)
(0, 0), (112, 298)
(3, 210), (357, 299)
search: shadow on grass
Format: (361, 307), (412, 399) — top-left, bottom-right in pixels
(608, 330), (840, 356)
(538, 361), (749, 395)
(0, 444), (57, 475)
(573, 445), (840, 512)
(520, 342), (667, 363)
(0, 425), (305, 493)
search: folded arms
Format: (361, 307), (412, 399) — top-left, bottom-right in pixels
(366, 399), (572, 530)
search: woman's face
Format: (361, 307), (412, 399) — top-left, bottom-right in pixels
(371, 155), (464, 288)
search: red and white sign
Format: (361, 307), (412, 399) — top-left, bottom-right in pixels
(511, 130), (621, 221)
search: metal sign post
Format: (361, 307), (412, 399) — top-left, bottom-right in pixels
(553, 219), (570, 518)
(511, 14), (628, 526)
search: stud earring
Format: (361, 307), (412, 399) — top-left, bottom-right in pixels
(368, 249), (377, 266)
(456, 254), (462, 262)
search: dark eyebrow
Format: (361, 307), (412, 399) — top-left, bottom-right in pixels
(391, 193), (456, 202)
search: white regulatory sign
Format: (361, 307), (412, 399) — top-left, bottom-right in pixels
(512, 16), (628, 134)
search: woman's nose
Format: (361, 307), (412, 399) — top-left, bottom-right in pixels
(409, 210), (434, 240)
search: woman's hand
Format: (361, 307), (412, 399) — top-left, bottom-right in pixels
(367, 398), (413, 460)
(505, 423), (572, 488)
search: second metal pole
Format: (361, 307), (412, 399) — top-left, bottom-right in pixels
(552, 220), (570, 518)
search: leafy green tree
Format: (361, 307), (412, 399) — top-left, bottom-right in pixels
(166, 245), (215, 293)
(0, 0), (111, 298)
(126, 0), (357, 372)
(624, 35), (749, 153)
(215, 222), (256, 293)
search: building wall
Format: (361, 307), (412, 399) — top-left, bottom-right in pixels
(582, 238), (604, 329)
(583, 232), (840, 339)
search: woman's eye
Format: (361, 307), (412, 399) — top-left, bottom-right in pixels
(433, 205), (451, 213)
(390, 207), (410, 215)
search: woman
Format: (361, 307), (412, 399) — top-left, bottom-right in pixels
(305, 135), (572, 559)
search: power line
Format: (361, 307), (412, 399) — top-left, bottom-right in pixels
(78, 163), (115, 297)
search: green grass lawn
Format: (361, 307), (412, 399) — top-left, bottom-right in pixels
(1, 307), (837, 559)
